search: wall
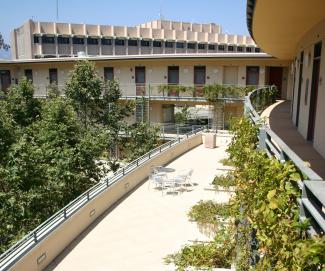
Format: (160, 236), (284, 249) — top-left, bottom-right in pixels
(291, 18), (325, 157)
(10, 133), (203, 271)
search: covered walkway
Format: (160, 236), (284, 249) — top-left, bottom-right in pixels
(46, 141), (232, 271)
(262, 100), (325, 179)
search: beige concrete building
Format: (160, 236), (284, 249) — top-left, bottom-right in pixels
(247, 0), (325, 158)
(11, 19), (259, 59)
(0, 19), (290, 127)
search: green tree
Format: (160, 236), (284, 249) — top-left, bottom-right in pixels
(0, 105), (15, 163)
(174, 105), (191, 124)
(124, 122), (160, 161)
(5, 77), (41, 127)
(65, 60), (103, 128)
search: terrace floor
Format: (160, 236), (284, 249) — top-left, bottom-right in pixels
(46, 141), (233, 271)
(262, 100), (325, 179)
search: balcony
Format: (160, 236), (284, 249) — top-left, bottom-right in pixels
(0, 129), (235, 270)
(244, 87), (325, 235)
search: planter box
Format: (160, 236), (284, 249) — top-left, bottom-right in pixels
(204, 133), (216, 148)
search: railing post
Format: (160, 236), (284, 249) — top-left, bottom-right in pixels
(177, 125), (179, 138)
(87, 192), (90, 201)
(63, 208), (67, 218)
(258, 126), (267, 150)
(122, 168), (125, 175)
(33, 231), (37, 243)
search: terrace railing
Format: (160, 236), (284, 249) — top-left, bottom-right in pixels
(0, 127), (205, 271)
(244, 87), (325, 236)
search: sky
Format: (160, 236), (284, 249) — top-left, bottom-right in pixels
(0, 0), (249, 58)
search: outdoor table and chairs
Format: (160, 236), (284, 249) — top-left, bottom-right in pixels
(148, 166), (194, 195)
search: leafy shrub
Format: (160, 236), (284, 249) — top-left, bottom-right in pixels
(212, 174), (236, 188)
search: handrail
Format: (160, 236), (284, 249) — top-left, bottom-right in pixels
(244, 87), (325, 235)
(0, 127), (205, 270)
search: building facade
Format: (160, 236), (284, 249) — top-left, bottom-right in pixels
(11, 19), (260, 59)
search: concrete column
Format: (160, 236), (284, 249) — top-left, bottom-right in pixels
(162, 40), (165, 54)
(55, 36), (59, 57)
(138, 39), (141, 55)
(84, 37), (88, 56)
(40, 35), (43, 55)
(70, 37), (73, 56)
(150, 40), (153, 54)
(126, 39), (129, 55)
(112, 39), (116, 55)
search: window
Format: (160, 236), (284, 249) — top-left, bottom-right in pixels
(208, 44), (215, 50)
(87, 38), (98, 45)
(115, 39), (125, 46)
(198, 44), (205, 50)
(101, 38), (112, 45)
(246, 47), (252, 52)
(153, 41), (162, 47)
(165, 41), (174, 48)
(237, 46), (243, 52)
(176, 42), (184, 49)
(49, 68), (58, 84)
(128, 39), (138, 46)
(58, 37), (70, 44)
(104, 67), (114, 81)
(42, 36), (55, 44)
(141, 40), (150, 47)
(194, 66), (206, 85)
(187, 43), (196, 49)
(33, 36), (40, 43)
(73, 37), (84, 45)
(24, 69), (33, 82)
(228, 46), (234, 51)
(135, 66), (145, 84)
(223, 66), (238, 85)
(168, 66), (179, 84)
(255, 47), (261, 53)
(218, 45), (225, 51)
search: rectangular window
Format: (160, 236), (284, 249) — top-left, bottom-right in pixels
(194, 66), (206, 85)
(128, 39), (138, 46)
(104, 67), (114, 81)
(87, 38), (98, 45)
(237, 46), (243, 52)
(33, 36), (40, 43)
(49, 68), (58, 84)
(72, 37), (84, 45)
(218, 45), (225, 51)
(115, 39), (125, 46)
(42, 36), (55, 44)
(228, 46), (234, 51)
(176, 42), (184, 49)
(101, 38), (112, 45)
(24, 69), (33, 82)
(153, 41), (162, 47)
(141, 40), (150, 47)
(165, 41), (174, 48)
(246, 47), (252, 52)
(208, 44), (215, 50)
(198, 44), (205, 50)
(168, 66), (179, 84)
(255, 47), (261, 53)
(58, 37), (70, 44)
(187, 43), (196, 49)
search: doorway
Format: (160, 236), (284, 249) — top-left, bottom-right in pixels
(0, 70), (11, 92)
(135, 66), (146, 96)
(295, 52), (304, 127)
(307, 42), (322, 141)
(246, 66), (259, 86)
(268, 67), (283, 98)
(194, 66), (206, 96)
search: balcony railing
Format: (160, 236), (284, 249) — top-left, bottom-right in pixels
(244, 87), (325, 236)
(30, 83), (259, 103)
(0, 127), (205, 271)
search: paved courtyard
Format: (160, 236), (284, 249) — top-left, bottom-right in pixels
(46, 140), (232, 271)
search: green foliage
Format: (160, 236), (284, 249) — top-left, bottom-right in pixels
(5, 77), (41, 127)
(227, 117), (325, 270)
(219, 157), (235, 167)
(204, 84), (256, 102)
(47, 83), (61, 99)
(0, 105), (15, 162)
(124, 122), (160, 162)
(164, 226), (235, 270)
(174, 106), (191, 124)
(212, 174), (236, 188)
(158, 84), (194, 96)
(188, 200), (232, 225)
(65, 60), (103, 127)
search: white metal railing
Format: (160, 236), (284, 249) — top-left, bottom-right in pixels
(0, 127), (205, 271)
(244, 87), (325, 235)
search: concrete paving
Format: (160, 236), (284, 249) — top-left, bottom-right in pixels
(46, 141), (232, 271)
(262, 100), (325, 179)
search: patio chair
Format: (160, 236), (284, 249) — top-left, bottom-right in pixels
(173, 169), (194, 191)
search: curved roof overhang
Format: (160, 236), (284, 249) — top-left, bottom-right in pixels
(247, 0), (325, 60)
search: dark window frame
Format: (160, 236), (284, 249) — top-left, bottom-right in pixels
(87, 37), (98, 45)
(165, 41), (174, 48)
(115, 39), (125, 46)
(72, 37), (85, 45)
(57, 36), (70, 44)
(168, 66), (179, 85)
(218, 45), (225, 51)
(33, 36), (40, 43)
(153, 41), (162, 47)
(187, 43), (196, 49)
(49, 68), (58, 84)
(128, 39), (138, 46)
(176, 42), (184, 49)
(198, 43), (206, 50)
(194, 66), (206, 85)
(101, 38), (112, 45)
(104, 67), (114, 81)
(24, 69), (33, 82)
(228, 46), (234, 51)
(141, 40), (150, 47)
(246, 47), (252, 52)
(237, 46), (243, 52)
(208, 44), (216, 50)
(42, 36), (55, 44)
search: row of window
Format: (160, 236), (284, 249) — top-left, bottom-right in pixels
(34, 36), (260, 52)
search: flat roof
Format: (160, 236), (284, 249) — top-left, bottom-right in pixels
(0, 53), (273, 64)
